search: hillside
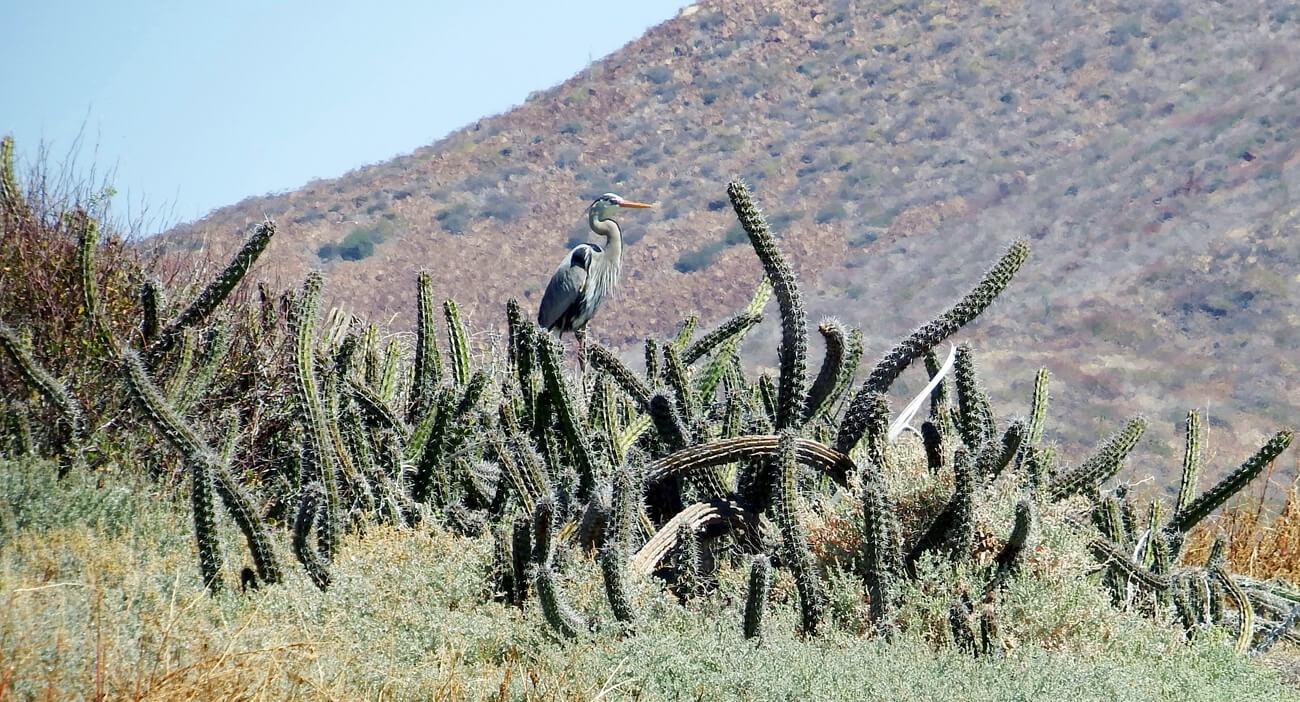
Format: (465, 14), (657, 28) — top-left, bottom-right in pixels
(162, 0), (1300, 473)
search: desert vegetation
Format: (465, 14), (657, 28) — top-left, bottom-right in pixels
(2, 135), (1298, 699)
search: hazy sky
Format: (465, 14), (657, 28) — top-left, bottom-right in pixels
(3, 1), (691, 230)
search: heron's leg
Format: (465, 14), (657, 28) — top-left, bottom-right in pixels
(575, 328), (588, 374)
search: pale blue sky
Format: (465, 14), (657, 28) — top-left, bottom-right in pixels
(2, 1), (690, 230)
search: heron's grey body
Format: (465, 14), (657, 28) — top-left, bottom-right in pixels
(538, 193), (649, 338)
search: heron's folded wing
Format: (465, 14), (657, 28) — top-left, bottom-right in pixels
(537, 253), (588, 329)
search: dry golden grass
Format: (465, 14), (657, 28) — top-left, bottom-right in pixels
(1183, 482), (1300, 585)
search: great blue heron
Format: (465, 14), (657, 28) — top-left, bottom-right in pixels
(537, 193), (652, 358)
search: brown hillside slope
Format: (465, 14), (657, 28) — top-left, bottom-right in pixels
(163, 0), (1299, 476)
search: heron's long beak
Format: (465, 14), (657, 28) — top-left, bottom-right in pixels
(617, 199), (653, 209)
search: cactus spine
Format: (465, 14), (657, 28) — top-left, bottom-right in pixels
(727, 181), (807, 431)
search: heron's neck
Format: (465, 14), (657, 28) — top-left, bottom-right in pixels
(590, 213), (623, 267)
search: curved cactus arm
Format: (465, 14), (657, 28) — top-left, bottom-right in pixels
(1210, 566), (1254, 655)
(861, 240), (1030, 397)
(727, 181), (807, 431)
(630, 498), (746, 576)
(1085, 536), (1171, 591)
(0, 321), (85, 447)
(987, 499), (1035, 593)
(587, 344), (651, 410)
(644, 435), (854, 489)
(292, 483), (332, 591)
(803, 319), (846, 425)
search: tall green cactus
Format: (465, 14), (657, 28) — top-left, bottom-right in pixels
(1176, 410), (1203, 515)
(1170, 431), (1292, 534)
(671, 315), (698, 350)
(743, 554), (772, 640)
(289, 272), (339, 560)
(775, 430), (825, 635)
(409, 271), (443, 423)
(696, 278), (772, 402)
(600, 463), (639, 623)
(1026, 368), (1050, 446)
(1047, 417), (1147, 501)
(953, 344), (995, 451)
(727, 181), (807, 431)
(444, 298), (471, 386)
(145, 221), (276, 364)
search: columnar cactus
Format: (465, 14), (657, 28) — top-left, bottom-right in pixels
(443, 298), (471, 387)
(145, 221), (276, 364)
(539, 334), (598, 500)
(727, 181), (807, 431)
(1047, 417), (1147, 501)
(743, 554), (771, 640)
(409, 271), (443, 423)
(289, 272), (340, 560)
(855, 240), (1030, 397)
(953, 344), (996, 451)
(1176, 410), (1203, 515)
(1170, 431), (1292, 534)
(775, 430), (826, 635)
(1026, 368), (1050, 446)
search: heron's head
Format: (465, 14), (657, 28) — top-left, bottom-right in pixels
(588, 192), (653, 221)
